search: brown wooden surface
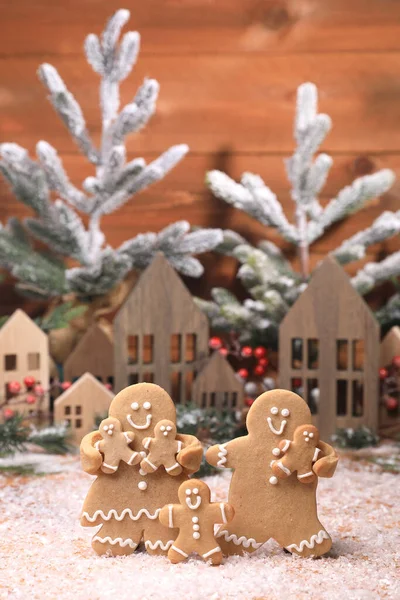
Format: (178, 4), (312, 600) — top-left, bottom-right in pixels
(0, 1), (400, 313)
(279, 257), (380, 439)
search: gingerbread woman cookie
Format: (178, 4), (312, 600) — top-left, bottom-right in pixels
(159, 479), (234, 565)
(96, 417), (140, 474)
(271, 424), (320, 484)
(80, 383), (203, 557)
(206, 389), (338, 558)
(141, 419), (183, 476)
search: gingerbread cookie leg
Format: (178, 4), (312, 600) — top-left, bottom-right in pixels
(163, 458), (182, 476)
(143, 518), (176, 556)
(91, 521), (143, 557)
(276, 520), (332, 558)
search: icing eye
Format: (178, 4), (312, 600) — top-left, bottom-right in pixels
(305, 437), (310, 442)
(143, 401), (151, 410)
(109, 424), (114, 429)
(160, 426), (166, 432)
(193, 488), (199, 494)
(303, 431), (308, 436)
(186, 489), (191, 496)
(103, 425), (109, 431)
(131, 402), (139, 411)
(166, 426), (172, 431)
(163, 432), (168, 436)
(271, 407), (278, 415)
(309, 432), (314, 438)
(281, 409), (290, 417)
(108, 430), (113, 436)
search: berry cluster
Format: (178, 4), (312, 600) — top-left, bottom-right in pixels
(379, 356), (400, 413)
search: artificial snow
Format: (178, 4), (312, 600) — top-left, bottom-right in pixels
(0, 452), (399, 600)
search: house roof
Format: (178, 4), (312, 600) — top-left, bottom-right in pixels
(0, 308), (47, 341)
(193, 351), (243, 391)
(54, 372), (114, 406)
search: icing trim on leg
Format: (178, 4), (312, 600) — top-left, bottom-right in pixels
(276, 461), (291, 476)
(171, 545), (189, 558)
(168, 504), (174, 528)
(145, 540), (174, 551)
(216, 530), (262, 549)
(217, 444), (227, 467)
(286, 530), (330, 553)
(203, 546), (221, 559)
(165, 462), (180, 472)
(102, 463), (118, 471)
(93, 536), (137, 549)
(298, 471), (314, 479)
(143, 457), (157, 471)
(82, 508), (161, 522)
(127, 452), (139, 465)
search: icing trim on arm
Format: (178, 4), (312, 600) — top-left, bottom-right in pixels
(94, 440), (101, 452)
(203, 546), (221, 559)
(165, 462), (180, 473)
(276, 461), (291, 476)
(123, 432), (133, 443)
(143, 457), (157, 471)
(143, 437), (151, 449)
(177, 440), (183, 453)
(220, 503), (227, 524)
(217, 444), (228, 467)
(298, 471), (314, 479)
(312, 447), (321, 462)
(127, 452), (138, 465)
(102, 462), (118, 471)
(281, 440), (291, 452)
(168, 504), (174, 528)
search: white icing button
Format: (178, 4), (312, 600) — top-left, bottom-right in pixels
(108, 430), (113, 436)
(138, 481), (148, 491)
(139, 469), (147, 476)
(131, 402), (139, 410)
(193, 524), (200, 531)
(186, 489), (191, 496)
(271, 407), (278, 415)
(143, 402), (151, 410)
(103, 425), (108, 431)
(305, 437), (310, 442)
(281, 408), (290, 417)
(193, 488), (199, 494)
(166, 426), (172, 431)
(269, 476), (278, 485)
(192, 517), (199, 523)
(272, 448), (280, 456)
(163, 431), (168, 436)
(309, 433), (314, 438)
(193, 532), (200, 539)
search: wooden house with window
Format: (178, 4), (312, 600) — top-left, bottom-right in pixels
(113, 253), (209, 403)
(54, 372), (114, 444)
(192, 351), (244, 411)
(279, 256), (380, 440)
(0, 309), (49, 420)
(63, 324), (114, 387)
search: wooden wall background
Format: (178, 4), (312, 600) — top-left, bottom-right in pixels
(1, 0), (400, 314)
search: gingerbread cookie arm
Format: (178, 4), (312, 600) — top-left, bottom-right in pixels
(209, 502), (235, 526)
(176, 434), (202, 474)
(80, 430), (103, 475)
(206, 437), (246, 470)
(159, 503), (184, 529)
(313, 440), (338, 478)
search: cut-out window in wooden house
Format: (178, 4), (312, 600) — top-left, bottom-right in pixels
(4, 354), (17, 371)
(127, 335), (138, 364)
(201, 392), (207, 408)
(291, 338), (303, 369)
(231, 392), (238, 408)
(142, 372), (154, 383)
(291, 377), (303, 395)
(352, 340), (364, 371)
(27, 352), (40, 370)
(209, 392), (216, 408)
(185, 334), (196, 362)
(223, 392), (229, 407)
(336, 380), (347, 416)
(185, 370), (195, 402)
(96, 376), (103, 382)
(128, 373), (139, 385)
(170, 334), (181, 363)
(171, 371), (182, 402)
(143, 335), (154, 364)
(352, 380), (364, 416)
(307, 339), (319, 369)
(336, 340), (348, 370)
(75, 406), (82, 415)
(107, 376), (114, 387)
(64, 406), (71, 415)
(75, 419), (82, 429)
(307, 378), (319, 415)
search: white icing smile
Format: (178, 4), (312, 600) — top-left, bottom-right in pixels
(185, 487), (201, 510)
(267, 407), (290, 435)
(127, 413), (152, 430)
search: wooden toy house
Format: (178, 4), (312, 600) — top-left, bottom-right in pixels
(54, 372), (114, 444)
(379, 326), (400, 436)
(0, 309), (49, 420)
(63, 324), (114, 387)
(114, 253), (209, 403)
(279, 257), (380, 440)
(192, 351), (244, 411)
(380, 326), (400, 369)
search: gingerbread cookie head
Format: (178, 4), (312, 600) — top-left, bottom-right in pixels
(246, 389), (311, 444)
(294, 424), (320, 447)
(154, 419), (177, 440)
(178, 479), (210, 510)
(99, 417), (122, 438)
(109, 383), (176, 443)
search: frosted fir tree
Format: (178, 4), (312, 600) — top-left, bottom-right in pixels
(0, 9), (222, 301)
(197, 83), (398, 343)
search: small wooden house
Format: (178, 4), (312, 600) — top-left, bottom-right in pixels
(279, 257), (380, 440)
(114, 253), (209, 403)
(380, 326), (400, 368)
(0, 309), (49, 419)
(192, 351), (244, 411)
(63, 324), (114, 387)
(54, 372), (114, 444)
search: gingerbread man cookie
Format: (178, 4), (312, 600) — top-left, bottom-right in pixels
(80, 383), (203, 557)
(96, 417), (141, 474)
(141, 419), (183, 476)
(206, 389), (338, 558)
(159, 479), (234, 565)
(271, 424), (320, 484)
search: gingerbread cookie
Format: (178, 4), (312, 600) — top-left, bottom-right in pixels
(80, 383), (203, 557)
(206, 389), (338, 558)
(271, 424), (320, 484)
(159, 479), (234, 565)
(96, 417), (140, 474)
(141, 419), (183, 476)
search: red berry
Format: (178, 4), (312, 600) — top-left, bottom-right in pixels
(34, 384), (44, 396)
(385, 396), (398, 411)
(24, 375), (36, 388)
(253, 346), (267, 359)
(392, 356), (400, 369)
(245, 397), (254, 407)
(104, 383), (113, 390)
(3, 408), (14, 419)
(241, 346), (253, 358)
(8, 381), (21, 395)
(379, 368), (389, 380)
(61, 381), (72, 391)
(237, 368), (249, 379)
(26, 394), (36, 405)
(218, 348), (228, 357)
(292, 378), (302, 388)
(209, 336), (223, 350)
(254, 365), (266, 377)
(258, 357), (269, 368)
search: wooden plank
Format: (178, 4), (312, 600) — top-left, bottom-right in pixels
(2, 0), (400, 56)
(2, 54), (400, 154)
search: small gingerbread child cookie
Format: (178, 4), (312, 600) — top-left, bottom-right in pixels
(271, 424), (320, 484)
(140, 419), (184, 476)
(159, 479), (234, 565)
(96, 417), (141, 474)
